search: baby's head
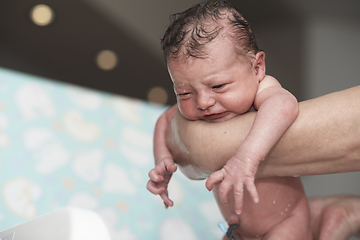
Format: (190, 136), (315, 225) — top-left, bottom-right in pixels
(161, 0), (260, 64)
(162, 0), (265, 122)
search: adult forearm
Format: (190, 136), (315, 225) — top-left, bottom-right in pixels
(166, 86), (360, 178)
(259, 86), (360, 177)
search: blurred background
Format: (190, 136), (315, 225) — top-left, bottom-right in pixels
(0, 0), (360, 239)
(1, 0), (360, 103)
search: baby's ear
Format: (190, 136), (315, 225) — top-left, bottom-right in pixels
(253, 51), (266, 81)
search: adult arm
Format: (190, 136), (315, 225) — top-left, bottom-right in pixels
(166, 86), (360, 179)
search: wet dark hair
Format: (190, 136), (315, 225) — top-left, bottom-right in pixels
(161, 0), (260, 62)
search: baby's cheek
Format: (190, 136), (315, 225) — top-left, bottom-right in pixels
(178, 104), (198, 120)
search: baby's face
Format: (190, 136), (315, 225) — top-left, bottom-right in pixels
(168, 38), (262, 123)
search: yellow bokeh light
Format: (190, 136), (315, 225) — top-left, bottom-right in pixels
(148, 86), (168, 105)
(30, 4), (54, 26)
(96, 50), (118, 71)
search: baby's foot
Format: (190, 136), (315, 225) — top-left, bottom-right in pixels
(309, 195), (360, 240)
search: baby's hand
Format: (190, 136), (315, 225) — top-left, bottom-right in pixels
(147, 157), (177, 208)
(206, 155), (259, 215)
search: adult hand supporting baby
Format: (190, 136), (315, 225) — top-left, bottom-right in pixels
(167, 86), (360, 179)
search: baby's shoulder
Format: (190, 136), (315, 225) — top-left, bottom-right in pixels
(257, 75), (282, 94)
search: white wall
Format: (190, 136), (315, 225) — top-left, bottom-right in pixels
(254, 19), (303, 99)
(301, 16), (360, 201)
(303, 16), (360, 100)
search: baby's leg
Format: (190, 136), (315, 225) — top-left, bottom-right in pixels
(309, 195), (360, 240)
(262, 197), (312, 240)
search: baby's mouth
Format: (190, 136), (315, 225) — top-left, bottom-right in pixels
(203, 111), (230, 122)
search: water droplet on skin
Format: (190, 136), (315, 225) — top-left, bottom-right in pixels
(288, 204), (291, 207)
(280, 211), (284, 215)
(285, 208), (288, 212)
(273, 200), (276, 204)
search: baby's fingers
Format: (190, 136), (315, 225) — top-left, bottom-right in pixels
(217, 179), (233, 206)
(148, 168), (164, 182)
(245, 179), (259, 204)
(206, 170), (225, 191)
(160, 191), (174, 208)
(233, 183), (245, 215)
(146, 179), (165, 194)
(163, 158), (177, 173)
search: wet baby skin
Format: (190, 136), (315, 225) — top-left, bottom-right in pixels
(169, 113), (312, 239)
(214, 177), (311, 239)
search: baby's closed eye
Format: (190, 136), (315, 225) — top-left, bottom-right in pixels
(212, 84), (225, 89)
(177, 92), (191, 100)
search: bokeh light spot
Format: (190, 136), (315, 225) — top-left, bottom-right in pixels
(30, 4), (54, 26)
(148, 86), (168, 105)
(96, 50), (118, 71)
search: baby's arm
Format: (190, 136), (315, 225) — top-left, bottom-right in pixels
(248, 75), (299, 167)
(206, 76), (299, 214)
(147, 105), (178, 208)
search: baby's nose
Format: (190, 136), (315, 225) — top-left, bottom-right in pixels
(196, 93), (215, 110)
